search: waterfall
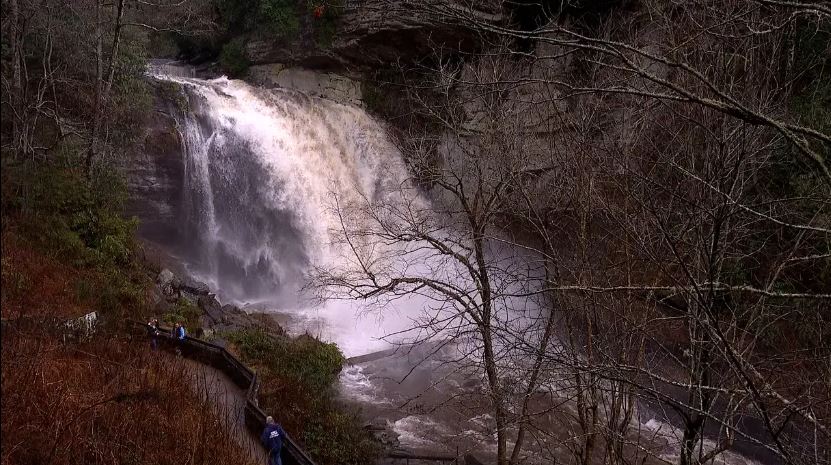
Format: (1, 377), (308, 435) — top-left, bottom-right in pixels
(146, 70), (767, 464)
(151, 71), (423, 355)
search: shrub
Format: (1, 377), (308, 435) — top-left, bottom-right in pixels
(1, 156), (149, 319)
(260, 0), (300, 37)
(307, 1), (343, 48)
(227, 329), (344, 391)
(219, 38), (250, 77)
(163, 297), (202, 331)
(224, 329), (379, 465)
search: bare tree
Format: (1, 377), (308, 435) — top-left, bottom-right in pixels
(327, 1), (830, 464)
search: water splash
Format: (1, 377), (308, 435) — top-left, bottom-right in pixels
(151, 71), (421, 355)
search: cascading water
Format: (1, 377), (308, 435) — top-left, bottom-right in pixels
(152, 70), (427, 356)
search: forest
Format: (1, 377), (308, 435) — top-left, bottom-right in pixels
(2, 1), (829, 465)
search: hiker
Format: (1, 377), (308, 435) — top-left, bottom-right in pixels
(261, 416), (286, 465)
(176, 323), (187, 340)
(173, 322), (186, 356)
(147, 319), (160, 350)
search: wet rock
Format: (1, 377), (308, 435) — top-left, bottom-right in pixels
(124, 82), (184, 244)
(157, 268), (175, 286)
(364, 419), (400, 451)
(198, 295), (224, 325)
(149, 268), (287, 339)
(181, 277), (211, 296)
(248, 64), (363, 106)
(222, 304), (244, 316)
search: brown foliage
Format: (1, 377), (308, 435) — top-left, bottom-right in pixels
(1, 331), (258, 465)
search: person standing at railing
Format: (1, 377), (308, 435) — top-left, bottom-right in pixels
(174, 322), (186, 356)
(147, 319), (161, 351)
(176, 323), (186, 340)
(261, 416), (286, 465)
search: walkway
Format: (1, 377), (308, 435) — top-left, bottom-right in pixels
(180, 355), (268, 464)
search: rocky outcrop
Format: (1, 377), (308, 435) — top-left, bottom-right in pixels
(364, 419), (401, 453)
(245, 1), (502, 72)
(248, 64), (363, 106)
(331, 1), (500, 68)
(151, 268), (285, 339)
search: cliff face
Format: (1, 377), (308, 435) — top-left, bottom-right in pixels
(245, 1), (501, 71)
(123, 81), (185, 246)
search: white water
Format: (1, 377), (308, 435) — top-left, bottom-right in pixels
(152, 71), (432, 356)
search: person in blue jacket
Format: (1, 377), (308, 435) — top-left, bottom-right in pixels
(261, 416), (285, 465)
(173, 322), (186, 356)
(175, 323), (186, 340)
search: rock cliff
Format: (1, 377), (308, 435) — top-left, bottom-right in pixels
(124, 80), (185, 245)
(244, 1), (502, 71)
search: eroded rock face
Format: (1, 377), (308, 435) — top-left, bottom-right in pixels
(124, 81), (185, 245)
(248, 64), (363, 106)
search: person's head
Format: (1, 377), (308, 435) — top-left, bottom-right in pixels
(175, 322), (180, 328)
(266, 416), (275, 425)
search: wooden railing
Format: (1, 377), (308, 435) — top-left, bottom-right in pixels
(130, 321), (316, 465)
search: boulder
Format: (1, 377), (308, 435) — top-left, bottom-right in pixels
(197, 295), (224, 325)
(221, 304), (243, 315)
(157, 268), (175, 286)
(363, 419), (400, 450)
(156, 269), (178, 298)
(180, 277), (211, 296)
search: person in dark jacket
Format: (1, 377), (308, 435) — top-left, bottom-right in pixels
(147, 319), (160, 350)
(261, 416), (285, 465)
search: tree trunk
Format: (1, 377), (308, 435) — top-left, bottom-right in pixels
(510, 271), (558, 465)
(86, 0), (124, 175)
(9, 0), (23, 158)
(86, 0), (104, 174)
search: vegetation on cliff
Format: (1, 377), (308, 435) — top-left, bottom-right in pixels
(0, 160), (262, 464)
(225, 329), (380, 465)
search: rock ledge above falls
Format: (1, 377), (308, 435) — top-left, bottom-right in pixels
(247, 64), (364, 107)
